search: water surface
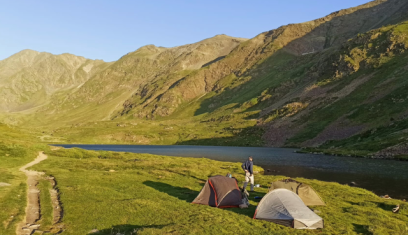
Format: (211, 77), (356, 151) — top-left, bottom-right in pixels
(57, 144), (408, 199)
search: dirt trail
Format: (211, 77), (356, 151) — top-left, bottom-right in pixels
(16, 151), (47, 235)
(45, 176), (63, 224)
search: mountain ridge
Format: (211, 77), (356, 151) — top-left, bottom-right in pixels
(1, 0), (408, 159)
(125, 0), (408, 118)
(0, 34), (245, 115)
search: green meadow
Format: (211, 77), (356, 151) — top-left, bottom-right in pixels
(1, 119), (408, 234)
(22, 147), (407, 235)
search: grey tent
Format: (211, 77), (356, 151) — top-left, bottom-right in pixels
(269, 179), (325, 206)
(192, 175), (242, 208)
(254, 189), (324, 229)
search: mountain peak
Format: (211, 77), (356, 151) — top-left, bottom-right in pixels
(9, 49), (41, 59)
(132, 44), (165, 55)
(213, 34), (231, 38)
(18, 49), (39, 54)
(203, 34), (247, 42)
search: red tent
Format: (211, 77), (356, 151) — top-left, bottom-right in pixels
(192, 175), (242, 208)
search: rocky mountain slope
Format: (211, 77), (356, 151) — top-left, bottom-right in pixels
(125, 0), (408, 118)
(1, 0), (408, 159)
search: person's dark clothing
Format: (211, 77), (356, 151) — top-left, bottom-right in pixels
(242, 160), (253, 175)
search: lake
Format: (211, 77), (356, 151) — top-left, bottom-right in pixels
(56, 144), (408, 199)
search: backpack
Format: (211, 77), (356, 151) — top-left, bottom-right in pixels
(241, 190), (250, 206)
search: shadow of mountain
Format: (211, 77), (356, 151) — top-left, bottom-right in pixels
(88, 224), (171, 235)
(143, 181), (198, 203)
(176, 125), (264, 147)
(192, 0), (408, 118)
(201, 56), (226, 68)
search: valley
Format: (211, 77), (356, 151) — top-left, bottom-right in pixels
(2, 0), (408, 234)
(2, 1), (408, 159)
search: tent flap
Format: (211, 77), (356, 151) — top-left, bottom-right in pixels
(192, 181), (216, 206)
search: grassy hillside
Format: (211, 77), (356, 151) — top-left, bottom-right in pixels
(121, 0), (408, 119)
(32, 108), (263, 147)
(268, 21), (408, 158)
(27, 147), (408, 234)
(0, 50), (109, 113)
(29, 35), (246, 125)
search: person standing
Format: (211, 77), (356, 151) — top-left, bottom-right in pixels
(241, 156), (254, 192)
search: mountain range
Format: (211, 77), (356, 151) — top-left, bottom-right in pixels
(1, 0), (408, 159)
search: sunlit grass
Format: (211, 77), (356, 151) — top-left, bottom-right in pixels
(29, 147), (408, 234)
(0, 123), (49, 234)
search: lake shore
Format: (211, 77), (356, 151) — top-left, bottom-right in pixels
(55, 144), (408, 199)
(297, 147), (408, 161)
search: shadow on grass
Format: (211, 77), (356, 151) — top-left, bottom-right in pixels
(345, 201), (359, 206)
(143, 181), (265, 218)
(143, 181), (198, 202)
(215, 188), (267, 218)
(368, 201), (397, 213)
(89, 224), (171, 235)
(352, 223), (373, 235)
(166, 170), (207, 182)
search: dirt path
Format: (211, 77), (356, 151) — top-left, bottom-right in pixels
(16, 151), (47, 235)
(45, 176), (63, 225)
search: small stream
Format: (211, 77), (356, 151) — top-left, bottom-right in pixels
(56, 144), (408, 199)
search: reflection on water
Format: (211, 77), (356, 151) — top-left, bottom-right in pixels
(56, 144), (408, 199)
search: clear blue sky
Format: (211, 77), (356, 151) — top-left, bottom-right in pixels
(1, 0), (370, 62)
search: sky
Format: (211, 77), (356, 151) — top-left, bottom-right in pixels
(0, 0), (371, 62)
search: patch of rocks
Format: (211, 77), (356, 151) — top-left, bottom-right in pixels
(373, 142), (408, 159)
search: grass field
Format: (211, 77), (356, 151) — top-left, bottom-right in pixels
(35, 109), (264, 147)
(0, 124), (50, 234)
(26, 147), (408, 235)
